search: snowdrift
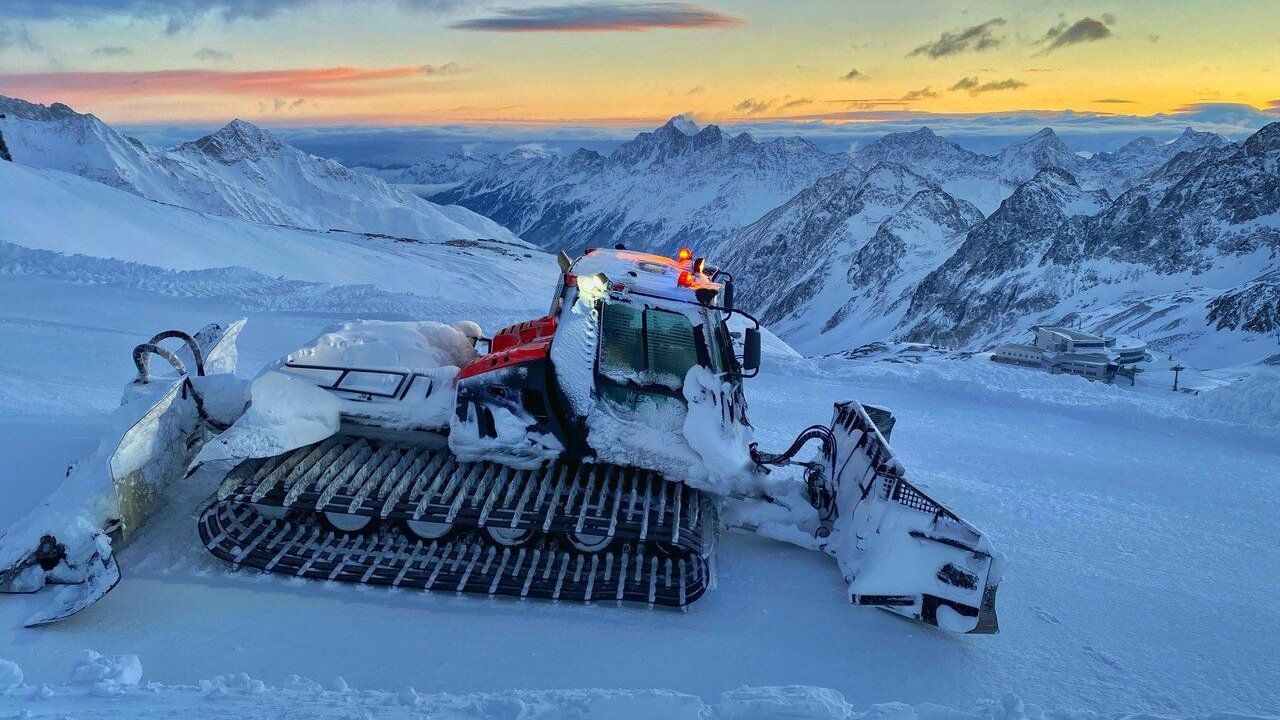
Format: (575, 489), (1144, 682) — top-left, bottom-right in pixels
(0, 161), (557, 311)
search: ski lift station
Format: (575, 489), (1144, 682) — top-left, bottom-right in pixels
(990, 325), (1148, 383)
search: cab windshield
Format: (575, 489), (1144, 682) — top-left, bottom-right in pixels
(597, 302), (698, 399)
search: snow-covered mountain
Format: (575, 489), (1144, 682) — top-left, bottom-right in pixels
(392, 144), (558, 187)
(899, 167), (1111, 347)
(1087, 126), (1231, 196)
(0, 96), (515, 242)
(848, 126), (1230, 214)
(897, 122), (1280, 366)
(846, 128), (1008, 213)
(433, 115), (847, 255)
(709, 120), (1274, 365)
(720, 164), (982, 353)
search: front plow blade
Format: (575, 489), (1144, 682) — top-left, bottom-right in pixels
(0, 320), (246, 626)
(820, 401), (1003, 634)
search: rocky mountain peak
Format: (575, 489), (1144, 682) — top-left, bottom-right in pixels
(870, 126), (938, 149)
(1242, 121), (1280, 156)
(1117, 136), (1158, 154)
(0, 96), (84, 122)
(664, 114), (701, 136)
(183, 119), (284, 163)
(851, 126), (978, 172)
(1006, 127), (1071, 156)
(998, 127), (1084, 182)
(694, 124), (724, 143)
(1169, 126), (1229, 153)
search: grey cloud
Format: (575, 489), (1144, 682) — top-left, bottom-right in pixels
(733, 98), (772, 115)
(908, 18), (1005, 59)
(91, 45), (134, 57)
(969, 78), (1026, 94)
(1041, 17), (1113, 53)
(901, 87), (938, 101)
(3, 1), (462, 33)
(194, 47), (234, 61)
(418, 62), (462, 75)
(946, 76), (1026, 95)
(450, 2), (745, 32)
(14, 0), (316, 33)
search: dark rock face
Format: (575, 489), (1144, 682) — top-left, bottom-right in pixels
(889, 123), (1280, 357)
(714, 162), (984, 351)
(0, 96), (80, 122)
(179, 119), (285, 164)
(0, 128), (11, 162)
(1207, 272), (1280, 335)
(900, 168), (1108, 346)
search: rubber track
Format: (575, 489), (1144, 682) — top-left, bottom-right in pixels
(198, 502), (710, 607)
(217, 436), (713, 554)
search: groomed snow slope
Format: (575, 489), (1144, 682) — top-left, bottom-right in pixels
(0, 161), (556, 310)
(0, 273), (1277, 718)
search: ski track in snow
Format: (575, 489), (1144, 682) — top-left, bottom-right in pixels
(1, 270), (1278, 718)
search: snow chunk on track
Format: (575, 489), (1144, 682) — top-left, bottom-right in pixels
(284, 320), (479, 372)
(195, 371), (339, 465)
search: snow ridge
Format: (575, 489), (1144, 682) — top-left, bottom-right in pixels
(0, 96), (516, 243)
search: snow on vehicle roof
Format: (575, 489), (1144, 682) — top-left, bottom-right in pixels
(570, 248), (721, 301)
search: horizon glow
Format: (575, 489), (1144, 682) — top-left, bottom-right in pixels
(0, 0), (1275, 129)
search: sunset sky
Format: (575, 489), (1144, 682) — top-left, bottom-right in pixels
(0, 0), (1276, 129)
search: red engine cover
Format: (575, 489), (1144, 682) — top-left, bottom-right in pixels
(490, 315), (557, 353)
(458, 316), (558, 380)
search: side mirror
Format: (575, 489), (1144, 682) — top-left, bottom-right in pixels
(742, 327), (762, 374)
(722, 280), (735, 311)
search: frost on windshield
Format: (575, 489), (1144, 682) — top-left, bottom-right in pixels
(597, 302), (698, 398)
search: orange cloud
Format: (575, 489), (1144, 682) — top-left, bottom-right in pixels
(0, 66), (441, 102)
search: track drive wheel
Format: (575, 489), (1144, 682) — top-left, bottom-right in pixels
(322, 511), (373, 534)
(567, 532), (612, 554)
(404, 519), (454, 541)
(485, 526), (534, 547)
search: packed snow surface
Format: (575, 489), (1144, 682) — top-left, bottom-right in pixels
(18, 653), (1274, 720)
